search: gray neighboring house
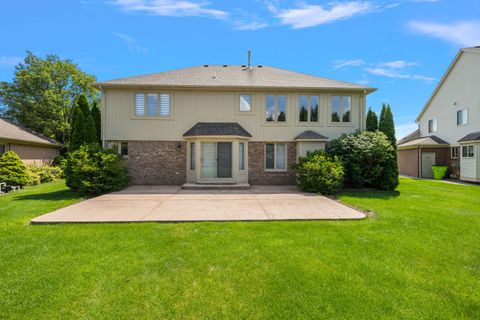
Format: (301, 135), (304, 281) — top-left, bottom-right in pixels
(0, 118), (60, 165)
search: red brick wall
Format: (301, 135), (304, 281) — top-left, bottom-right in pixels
(398, 148), (419, 177)
(127, 141), (186, 185)
(248, 142), (296, 185)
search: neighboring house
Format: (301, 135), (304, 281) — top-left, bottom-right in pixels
(94, 65), (375, 186)
(0, 118), (60, 165)
(398, 46), (480, 182)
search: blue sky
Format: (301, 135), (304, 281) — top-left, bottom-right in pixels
(1, 0), (479, 138)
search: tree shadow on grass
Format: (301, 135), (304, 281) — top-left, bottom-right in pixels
(13, 189), (83, 202)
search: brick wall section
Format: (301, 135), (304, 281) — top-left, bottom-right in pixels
(127, 141), (186, 185)
(398, 148), (419, 177)
(422, 147), (459, 179)
(248, 142), (296, 185)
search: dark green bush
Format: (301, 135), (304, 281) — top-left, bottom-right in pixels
(293, 150), (344, 194)
(0, 151), (30, 186)
(64, 144), (129, 195)
(328, 131), (399, 191)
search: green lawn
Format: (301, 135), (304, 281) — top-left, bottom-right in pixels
(0, 178), (479, 319)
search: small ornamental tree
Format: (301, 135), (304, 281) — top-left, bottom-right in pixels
(85, 114), (98, 145)
(91, 101), (101, 145)
(293, 150), (344, 194)
(366, 108), (378, 132)
(0, 151), (30, 186)
(69, 108), (86, 150)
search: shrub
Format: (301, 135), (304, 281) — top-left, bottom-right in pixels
(26, 166), (41, 186)
(0, 151), (30, 186)
(328, 131), (399, 191)
(52, 155), (67, 171)
(64, 144), (129, 195)
(293, 150), (344, 194)
(26, 165), (63, 185)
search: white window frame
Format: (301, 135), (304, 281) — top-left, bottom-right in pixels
(462, 145), (475, 158)
(450, 147), (458, 159)
(106, 141), (128, 158)
(298, 95), (320, 123)
(330, 95), (352, 123)
(265, 95), (287, 123)
(239, 94), (252, 113)
(264, 143), (287, 171)
(134, 92), (171, 118)
(428, 118), (438, 133)
(456, 109), (468, 126)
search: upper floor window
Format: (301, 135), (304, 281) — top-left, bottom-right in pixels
(462, 145), (474, 158)
(331, 96), (351, 123)
(299, 95), (319, 122)
(266, 95), (286, 122)
(135, 93), (171, 117)
(239, 95), (251, 112)
(428, 118), (438, 133)
(457, 109), (468, 126)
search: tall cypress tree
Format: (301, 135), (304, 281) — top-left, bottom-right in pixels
(366, 108), (378, 132)
(84, 114), (98, 145)
(76, 93), (90, 118)
(379, 105), (396, 147)
(91, 101), (101, 145)
(70, 109), (86, 150)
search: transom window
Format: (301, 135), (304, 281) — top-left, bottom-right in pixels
(451, 147), (458, 159)
(239, 95), (251, 112)
(331, 96), (351, 123)
(457, 109), (468, 126)
(462, 145), (474, 158)
(266, 95), (286, 122)
(299, 95), (319, 122)
(265, 143), (286, 171)
(428, 118), (438, 133)
(135, 93), (171, 117)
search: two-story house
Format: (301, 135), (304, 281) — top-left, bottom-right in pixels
(94, 65), (375, 186)
(398, 47), (480, 182)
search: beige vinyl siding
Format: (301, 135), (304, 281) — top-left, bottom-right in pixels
(418, 51), (480, 146)
(103, 89), (365, 142)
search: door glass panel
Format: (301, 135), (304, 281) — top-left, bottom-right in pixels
(201, 143), (216, 178)
(217, 142), (232, 178)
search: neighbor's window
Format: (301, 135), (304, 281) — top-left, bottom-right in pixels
(190, 142), (195, 170)
(331, 96), (351, 122)
(451, 147), (458, 159)
(265, 143), (286, 171)
(239, 95), (251, 112)
(457, 109), (468, 126)
(298, 95), (319, 122)
(0, 144), (5, 154)
(135, 93), (171, 117)
(239, 142), (245, 170)
(428, 118), (438, 133)
(266, 95), (286, 122)
(120, 142), (128, 156)
(462, 145), (474, 158)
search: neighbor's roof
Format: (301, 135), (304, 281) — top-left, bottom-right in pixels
(397, 135), (449, 148)
(94, 65), (376, 92)
(416, 46), (480, 122)
(458, 131), (480, 143)
(183, 122), (252, 138)
(396, 129), (421, 145)
(0, 118), (60, 147)
(294, 130), (328, 141)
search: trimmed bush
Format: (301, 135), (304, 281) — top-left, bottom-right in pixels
(64, 144), (129, 195)
(293, 150), (344, 194)
(26, 166), (41, 186)
(328, 131), (399, 191)
(0, 151), (30, 186)
(26, 165), (63, 185)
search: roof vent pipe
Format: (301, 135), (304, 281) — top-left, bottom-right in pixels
(248, 49), (252, 69)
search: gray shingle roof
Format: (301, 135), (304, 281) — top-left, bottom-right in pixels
(397, 135), (449, 148)
(183, 122), (252, 138)
(458, 131), (480, 143)
(95, 65), (375, 91)
(0, 118), (60, 147)
(294, 130), (328, 141)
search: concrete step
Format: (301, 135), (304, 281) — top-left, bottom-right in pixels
(182, 183), (250, 190)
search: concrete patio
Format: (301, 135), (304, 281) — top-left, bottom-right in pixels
(31, 186), (365, 224)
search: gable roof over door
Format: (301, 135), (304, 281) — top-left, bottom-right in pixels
(94, 65), (376, 92)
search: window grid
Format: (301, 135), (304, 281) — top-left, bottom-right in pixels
(462, 145), (474, 158)
(265, 143), (287, 171)
(266, 95), (287, 122)
(331, 96), (351, 123)
(299, 95), (319, 122)
(135, 93), (171, 117)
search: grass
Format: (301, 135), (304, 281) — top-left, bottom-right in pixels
(0, 178), (479, 319)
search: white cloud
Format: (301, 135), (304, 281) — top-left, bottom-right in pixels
(0, 56), (22, 67)
(112, 32), (149, 53)
(408, 21), (480, 47)
(275, 1), (375, 29)
(396, 121), (419, 140)
(111, 0), (228, 19)
(232, 20), (269, 30)
(333, 59), (366, 69)
(365, 67), (435, 82)
(379, 60), (420, 68)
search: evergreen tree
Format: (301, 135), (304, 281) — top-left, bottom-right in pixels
(84, 114), (98, 145)
(0, 151), (30, 186)
(366, 108), (378, 132)
(379, 104), (396, 147)
(76, 93), (90, 118)
(70, 108), (86, 150)
(91, 101), (101, 145)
